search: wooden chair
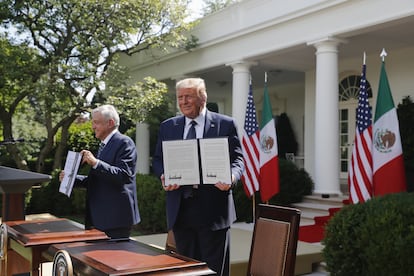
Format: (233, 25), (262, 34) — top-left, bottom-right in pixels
(247, 204), (301, 276)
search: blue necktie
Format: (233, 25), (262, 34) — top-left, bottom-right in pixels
(184, 121), (197, 198)
(186, 121), (197, 139)
(97, 142), (105, 158)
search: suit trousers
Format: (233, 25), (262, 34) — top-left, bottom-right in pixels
(173, 196), (231, 276)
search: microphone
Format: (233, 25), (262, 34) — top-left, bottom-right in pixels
(0, 138), (25, 145)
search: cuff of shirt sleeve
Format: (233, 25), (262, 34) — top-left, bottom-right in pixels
(93, 160), (100, 169)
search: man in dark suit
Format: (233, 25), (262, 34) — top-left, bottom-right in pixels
(60, 104), (140, 239)
(152, 78), (244, 276)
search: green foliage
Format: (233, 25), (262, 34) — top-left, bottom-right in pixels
(276, 112), (298, 158)
(323, 193), (414, 276)
(25, 161), (312, 234)
(26, 172), (166, 234)
(134, 174), (167, 234)
(234, 159), (313, 222)
(397, 96), (414, 192)
(147, 93), (176, 158)
(27, 170), (86, 217)
(106, 77), (169, 124)
(203, 0), (237, 16)
(0, 38), (42, 103)
(0, 38), (44, 168)
(0, 0), (196, 171)
(66, 121), (99, 153)
(270, 159), (313, 204)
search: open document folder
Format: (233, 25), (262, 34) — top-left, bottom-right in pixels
(59, 151), (82, 197)
(162, 137), (231, 186)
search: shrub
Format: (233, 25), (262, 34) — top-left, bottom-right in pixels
(27, 169), (85, 217)
(397, 96), (414, 192)
(323, 192), (414, 276)
(26, 159), (313, 235)
(134, 174), (167, 234)
(234, 158), (313, 222)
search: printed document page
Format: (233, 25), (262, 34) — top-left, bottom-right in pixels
(199, 138), (231, 184)
(59, 151), (82, 197)
(162, 140), (200, 186)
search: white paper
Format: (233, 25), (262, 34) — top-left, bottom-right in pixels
(162, 138), (231, 186)
(199, 138), (232, 184)
(59, 151), (82, 197)
(163, 140), (200, 186)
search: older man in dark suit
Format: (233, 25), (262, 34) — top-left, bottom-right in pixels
(152, 78), (244, 276)
(60, 104), (140, 239)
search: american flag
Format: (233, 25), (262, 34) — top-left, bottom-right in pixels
(348, 63), (373, 203)
(241, 83), (260, 197)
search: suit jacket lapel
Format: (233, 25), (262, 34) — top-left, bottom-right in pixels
(99, 132), (117, 159)
(204, 110), (217, 138)
(174, 116), (186, 139)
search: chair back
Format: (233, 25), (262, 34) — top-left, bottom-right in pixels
(247, 204), (301, 276)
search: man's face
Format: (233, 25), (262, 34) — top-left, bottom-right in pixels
(177, 87), (204, 119)
(92, 112), (113, 141)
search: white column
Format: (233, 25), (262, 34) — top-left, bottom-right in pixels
(308, 38), (344, 196)
(136, 122), (150, 174)
(226, 61), (256, 137)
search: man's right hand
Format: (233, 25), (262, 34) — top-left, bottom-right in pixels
(161, 174), (180, 191)
(59, 171), (65, 182)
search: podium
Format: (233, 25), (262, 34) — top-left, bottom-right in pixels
(2, 218), (108, 276)
(0, 166), (51, 222)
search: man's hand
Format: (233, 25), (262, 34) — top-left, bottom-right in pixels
(161, 174), (180, 191)
(215, 182), (232, 191)
(80, 150), (98, 167)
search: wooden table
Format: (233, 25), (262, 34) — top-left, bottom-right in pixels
(2, 218), (108, 276)
(47, 239), (215, 275)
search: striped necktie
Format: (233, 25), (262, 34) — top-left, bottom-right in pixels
(97, 142), (105, 158)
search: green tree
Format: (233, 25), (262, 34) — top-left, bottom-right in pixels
(0, 0), (195, 172)
(203, 0), (237, 15)
(397, 96), (414, 192)
(276, 112), (298, 159)
(0, 38), (43, 170)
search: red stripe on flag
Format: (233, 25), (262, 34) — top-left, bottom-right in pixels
(259, 156), (279, 202)
(349, 126), (373, 203)
(373, 155), (406, 195)
(241, 131), (260, 197)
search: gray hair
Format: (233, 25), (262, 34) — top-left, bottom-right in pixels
(176, 78), (208, 103)
(92, 104), (120, 128)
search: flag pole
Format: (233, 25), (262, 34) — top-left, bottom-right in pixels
(264, 71), (267, 206)
(252, 194), (256, 222)
(250, 74), (255, 222)
(380, 48), (387, 61)
(263, 71), (274, 205)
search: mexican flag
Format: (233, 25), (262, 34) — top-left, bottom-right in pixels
(259, 82), (279, 202)
(372, 61), (406, 195)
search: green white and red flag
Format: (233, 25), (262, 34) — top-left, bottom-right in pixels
(259, 80), (279, 202)
(372, 60), (406, 195)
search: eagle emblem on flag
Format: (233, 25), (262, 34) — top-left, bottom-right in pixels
(374, 128), (396, 153)
(260, 135), (274, 153)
